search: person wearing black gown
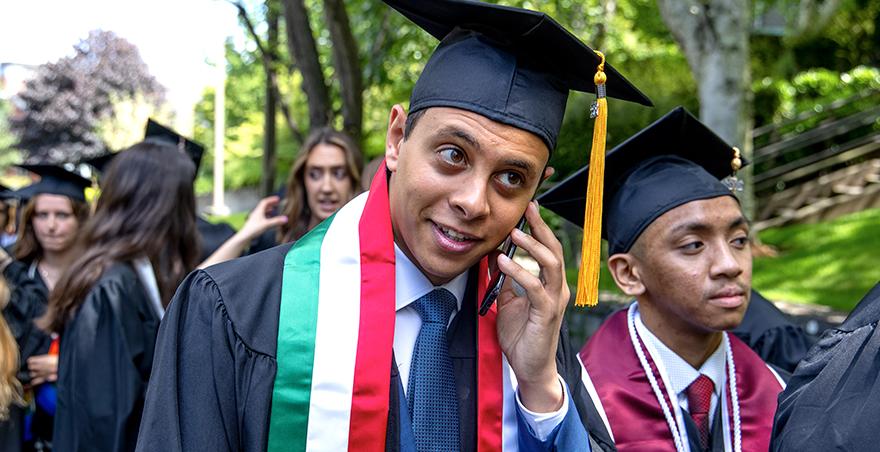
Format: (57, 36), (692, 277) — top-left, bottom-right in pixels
(771, 282), (880, 450)
(0, 164), (91, 452)
(732, 289), (814, 373)
(136, 1), (655, 450)
(40, 141), (199, 452)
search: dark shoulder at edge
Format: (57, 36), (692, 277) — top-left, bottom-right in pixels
(197, 243), (294, 358)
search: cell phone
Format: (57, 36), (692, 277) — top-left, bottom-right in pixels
(478, 217), (526, 316)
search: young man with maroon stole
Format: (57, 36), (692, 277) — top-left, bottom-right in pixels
(136, 0), (650, 451)
(541, 107), (787, 452)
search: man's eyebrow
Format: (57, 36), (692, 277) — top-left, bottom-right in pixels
(502, 158), (537, 175)
(669, 215), (750, 235)
(435, 126), (479, 150)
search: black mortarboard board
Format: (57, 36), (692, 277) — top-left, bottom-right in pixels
(539, 107), (746, 255)
(83, 152), (117, 174)
(144, 119), (205, 172)
(15, 164), (92, 203)
(383, 0), (652, 151)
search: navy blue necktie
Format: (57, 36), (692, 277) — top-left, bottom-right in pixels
(407, 288), (460, 452)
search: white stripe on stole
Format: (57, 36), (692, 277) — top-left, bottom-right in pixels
(305, 193), (368, 450)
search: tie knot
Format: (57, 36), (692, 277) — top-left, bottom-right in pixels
(686, 374), (715, 416)
(412, 288), (457, 324)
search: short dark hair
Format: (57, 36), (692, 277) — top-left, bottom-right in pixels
(404, 109), (427, 141)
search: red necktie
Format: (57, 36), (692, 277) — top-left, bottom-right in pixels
(686, 374), (714, 450)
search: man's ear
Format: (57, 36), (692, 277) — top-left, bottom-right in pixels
(607, 253), (646, 297)
(385, 104), (407, 172)
(542, 166), (556, 182)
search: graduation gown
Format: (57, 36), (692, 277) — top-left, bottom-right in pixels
(53, 263), (160, 452)
(196, 216), (236, 263)
(732, 290), (814, 373)
(771, 282), (880, 451)
(136, 243), (600, 451)
(580, 308), (787, 452)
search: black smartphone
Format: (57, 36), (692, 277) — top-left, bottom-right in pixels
(478, 217), (526, 315)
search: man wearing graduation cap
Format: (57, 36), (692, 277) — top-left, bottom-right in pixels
(137, 0), (650, 451)
(540, 107), (786, 452)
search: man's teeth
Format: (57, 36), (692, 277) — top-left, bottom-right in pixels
(439, 225), (470, 241)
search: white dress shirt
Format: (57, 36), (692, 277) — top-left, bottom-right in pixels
(392, 245), (568, 439)
(635, 307), (726, 427)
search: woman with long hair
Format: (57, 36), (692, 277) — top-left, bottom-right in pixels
(42, 141), (199, 452)
(277, 127), (363, 243)
(0, 165), (90, 451)
(0, 276), (24, 424)
(202, 127), (363, 265)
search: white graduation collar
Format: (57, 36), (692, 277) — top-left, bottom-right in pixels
(634, 305), (726, 399)
(394, 244), (468, 313)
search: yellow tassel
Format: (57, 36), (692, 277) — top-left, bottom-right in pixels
(575, 51), (608, 308)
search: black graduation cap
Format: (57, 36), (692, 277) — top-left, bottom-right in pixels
(14, 164), (92, 203)
(82, 152), (117, 174)
(539, 106), (746, 255)
(144, 119), (205, 172)
(383, 0), (652, 151)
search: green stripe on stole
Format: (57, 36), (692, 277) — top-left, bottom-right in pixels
(267, 215), (334, 452)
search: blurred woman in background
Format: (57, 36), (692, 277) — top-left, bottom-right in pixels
(42, 141), (199, 452)
(204, 127), (363, 265)
(1, 165), (91, 452)
(0, 276), (24, 450)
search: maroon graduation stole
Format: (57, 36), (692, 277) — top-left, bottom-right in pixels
(580, 308), (783, 452)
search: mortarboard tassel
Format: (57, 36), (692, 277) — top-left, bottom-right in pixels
(575, 50), (608, 308)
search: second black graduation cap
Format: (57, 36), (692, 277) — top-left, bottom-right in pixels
(144, 119), (205, 172)
(15, 164), (92, 203)
(384, 0), (652, 151)
(539, 106), (746, 255)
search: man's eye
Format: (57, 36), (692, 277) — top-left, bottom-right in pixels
(731, 236), (749, 248)
(680, 241), (703, 251)
(497, 171), (524, 188)
(438, 148), (466, 166)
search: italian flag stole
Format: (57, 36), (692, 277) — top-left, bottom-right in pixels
(267, 162), (514, 451)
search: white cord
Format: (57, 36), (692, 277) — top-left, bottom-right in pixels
(627, 305), (687, 452)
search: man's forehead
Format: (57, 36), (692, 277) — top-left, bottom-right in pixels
(651, 196), (746, 235)
(417, 107), (550, 163)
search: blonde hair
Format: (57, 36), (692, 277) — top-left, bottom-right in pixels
(0, 276), (23, 420)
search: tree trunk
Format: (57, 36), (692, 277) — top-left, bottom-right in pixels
(656, 0), (755, 218)
(262, 1), (279, 197)
(323, 0), (363, 143)
(281, 0), (332, 131)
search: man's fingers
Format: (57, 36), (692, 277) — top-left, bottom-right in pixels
(510, 228), (562, 292)
(524, 202), (563, 258)
(497, 254), (550, 311)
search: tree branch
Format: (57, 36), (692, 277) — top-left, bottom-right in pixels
(281, 0), (332, 130)
(228, 0), (304, 143)
(323, 0), (363, 142)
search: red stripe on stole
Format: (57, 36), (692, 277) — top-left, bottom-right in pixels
(477, 258), (505, 452)
(348, 161), (396, 451)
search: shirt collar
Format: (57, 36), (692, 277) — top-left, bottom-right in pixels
(635, 305), (726, 398)
(394, 244), (468, 313)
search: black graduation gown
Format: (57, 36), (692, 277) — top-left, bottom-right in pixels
(732, 290), (814, 373)
(136, 244), (605, 451)
(771, 282), (880, 451)
(53, 263), (160, 452)
(1, 261), (50, 384)
(196, 216), (236, 263)
(1, 271), (48, 452)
